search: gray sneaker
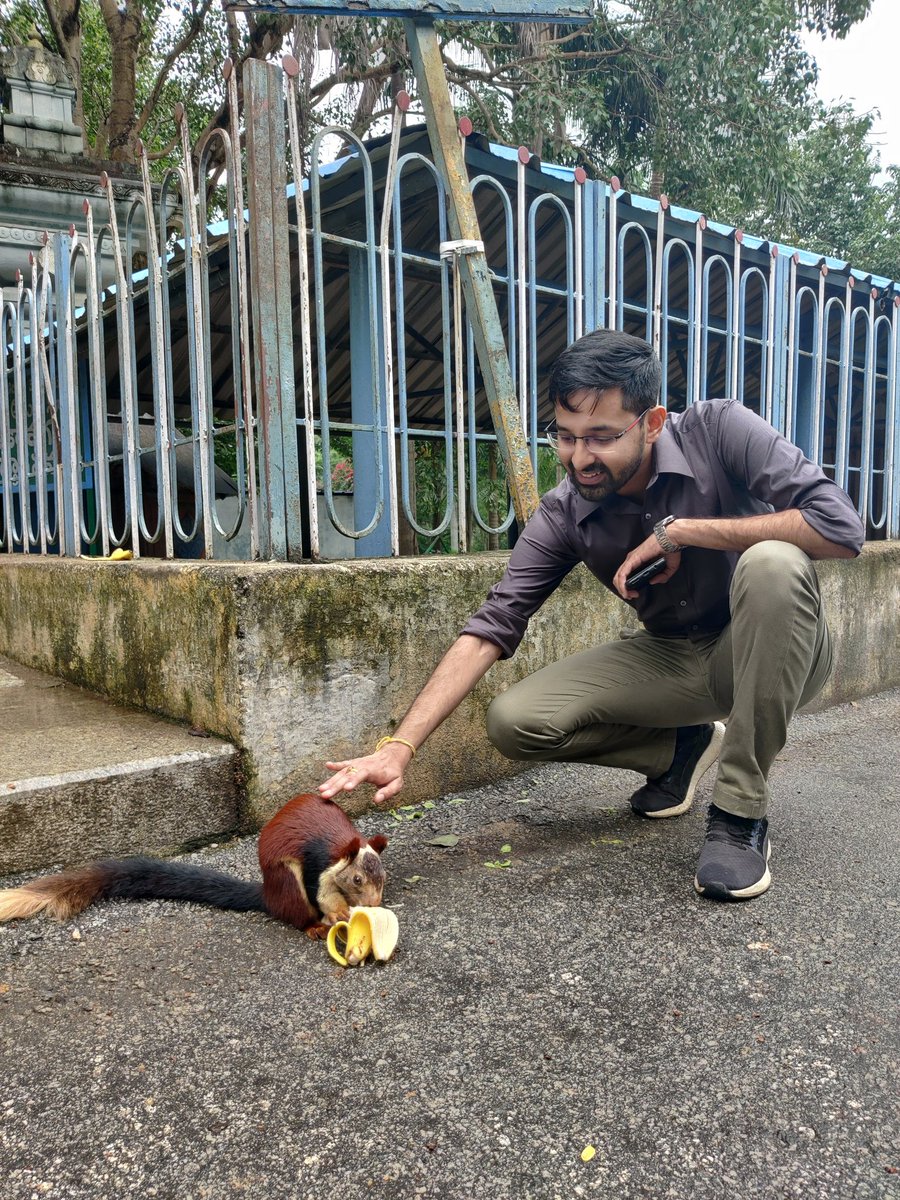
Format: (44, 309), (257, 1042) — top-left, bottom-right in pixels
(694, 803), (772, 901)
(630, 721), (725, 819)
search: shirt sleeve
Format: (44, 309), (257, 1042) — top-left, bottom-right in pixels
(711, 401), (865, 554)
(460, 494), (581, 658)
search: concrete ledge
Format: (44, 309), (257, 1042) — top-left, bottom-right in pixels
(0, 655), (242, 873)
(0, 748), (241, 874)
(0, 543), (897, 827)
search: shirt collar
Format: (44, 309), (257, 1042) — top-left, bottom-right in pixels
(569, 421), (696, 525)
(650, 422), (695, 484)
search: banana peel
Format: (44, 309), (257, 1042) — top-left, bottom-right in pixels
(326, 906), (399, 968)
(78, 549), (133, 561)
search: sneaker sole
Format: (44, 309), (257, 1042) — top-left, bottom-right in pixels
(634, 721), (726, 819)
(693, 837), (772, 901)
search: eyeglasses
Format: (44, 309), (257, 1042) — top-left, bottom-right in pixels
(545, 409), (650, 454)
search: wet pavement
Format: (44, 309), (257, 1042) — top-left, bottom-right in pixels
(1, 689), (899, 1199)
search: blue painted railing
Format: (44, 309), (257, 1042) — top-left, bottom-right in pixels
(1, 59), (897, 560)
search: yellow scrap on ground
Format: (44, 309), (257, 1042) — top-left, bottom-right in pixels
(78, 548), (133, 561)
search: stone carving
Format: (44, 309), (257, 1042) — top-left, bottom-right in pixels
(0, 46), (70, 89)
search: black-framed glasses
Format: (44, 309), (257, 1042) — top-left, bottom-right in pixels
(545, 409), (650, 454)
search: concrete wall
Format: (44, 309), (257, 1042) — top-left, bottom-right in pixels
(1, 543), (897, 826)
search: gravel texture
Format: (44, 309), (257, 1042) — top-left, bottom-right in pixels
(1, 690), (899, 1200)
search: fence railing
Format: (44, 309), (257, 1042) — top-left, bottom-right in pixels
(1, 58), (897, 562)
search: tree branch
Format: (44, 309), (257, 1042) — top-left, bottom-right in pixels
(134, 0), (215, 139)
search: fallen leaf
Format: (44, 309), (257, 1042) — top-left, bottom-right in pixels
(403, 875), (424, 885)
(500, 843), (512, 854)
(581, 1145), (596, 1162)
(484, 859), (512, 869)
(422, 800), (435, 810)
(599, 837), (623, 845)
(0, 983), (10, 994)
(428, 834), (459, 848)
(746, 942), (773, 951)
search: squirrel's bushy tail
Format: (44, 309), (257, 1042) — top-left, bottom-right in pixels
(0, 858), (265, 923)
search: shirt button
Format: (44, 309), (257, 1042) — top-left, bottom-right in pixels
(680, 600), (687, 607)
(691, 625), (699, 631)
(645, 513), (652, 520)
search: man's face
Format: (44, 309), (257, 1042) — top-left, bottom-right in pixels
(553, 387), (651, 501)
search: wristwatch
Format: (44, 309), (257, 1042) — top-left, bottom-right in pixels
(653, 514), (680, 553)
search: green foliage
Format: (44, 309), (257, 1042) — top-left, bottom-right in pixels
(445, 0), (878, 247)
(410, 437), (561, 554)
(0, 0), (272, 168)
(755, 104), (900, 280)
(315, 434), (355, 492)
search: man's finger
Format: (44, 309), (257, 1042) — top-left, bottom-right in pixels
(373, 778), (403, 805)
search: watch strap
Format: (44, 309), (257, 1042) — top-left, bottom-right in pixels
(654, 515), (679, 553)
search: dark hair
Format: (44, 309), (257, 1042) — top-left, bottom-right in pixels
(548, 328), (662, 415)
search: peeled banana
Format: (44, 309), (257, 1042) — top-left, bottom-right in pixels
(326, 905), (399, 967)
(78, 548), (133, 561)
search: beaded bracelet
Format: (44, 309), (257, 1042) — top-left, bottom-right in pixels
(375, 735), (417, 757)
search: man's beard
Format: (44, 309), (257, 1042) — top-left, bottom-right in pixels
(567, 431), (646, 501)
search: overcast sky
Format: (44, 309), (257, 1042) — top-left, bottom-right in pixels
(803, 0), (900, 171)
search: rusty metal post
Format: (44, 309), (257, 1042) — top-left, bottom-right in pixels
(244, 58), (304, 560)
(403, 18), (539, 528)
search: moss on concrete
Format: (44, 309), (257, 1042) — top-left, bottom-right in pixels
(1, 545), (897, 828)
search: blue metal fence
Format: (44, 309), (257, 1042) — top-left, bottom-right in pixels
(1, 58), (897, 560)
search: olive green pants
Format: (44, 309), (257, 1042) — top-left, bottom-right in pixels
(485, 541), (832, 820)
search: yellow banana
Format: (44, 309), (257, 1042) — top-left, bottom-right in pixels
(326, 905), (399, 967)
(78, 548), (133, 561)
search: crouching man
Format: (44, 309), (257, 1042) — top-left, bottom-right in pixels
(320, 329), (864, 901)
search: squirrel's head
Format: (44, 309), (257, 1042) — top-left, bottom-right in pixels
(330, 835), (388, 909)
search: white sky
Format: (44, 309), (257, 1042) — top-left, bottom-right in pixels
(803, 0), (900, 171)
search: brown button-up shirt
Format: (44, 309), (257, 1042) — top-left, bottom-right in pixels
(461, 400), (865, 658)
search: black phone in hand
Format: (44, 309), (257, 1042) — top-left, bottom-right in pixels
(625, 555), (667, 590)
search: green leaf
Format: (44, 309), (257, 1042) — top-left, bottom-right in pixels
(500, 844), (512, 854)
(484, 859), (512, 869)
(428, 834), (460, 848)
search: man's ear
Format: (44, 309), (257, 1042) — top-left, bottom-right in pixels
(645, 405), (668, 443)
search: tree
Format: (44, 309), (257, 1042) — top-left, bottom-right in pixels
(0, 0), (295, 162)
(0, 0), (885, 271)
(446, 0), (876, 227)
(760, 104), (900, 280)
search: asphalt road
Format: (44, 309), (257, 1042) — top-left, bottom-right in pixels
(2, 690), (899, 1200)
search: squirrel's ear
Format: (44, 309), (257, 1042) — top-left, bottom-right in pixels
(368, 834), (388, 856)
(336, 836), (361, 863)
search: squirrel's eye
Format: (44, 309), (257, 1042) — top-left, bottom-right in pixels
(353, 875), (363, 886)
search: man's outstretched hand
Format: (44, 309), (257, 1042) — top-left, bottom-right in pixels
(318, 741), (414, 806)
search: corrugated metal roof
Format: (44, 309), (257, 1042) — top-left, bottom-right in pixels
(86, 123), (897, 435)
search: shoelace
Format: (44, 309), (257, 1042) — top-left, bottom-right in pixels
(706, 807), (762, 846)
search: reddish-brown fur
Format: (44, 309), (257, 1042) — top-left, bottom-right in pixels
(258, 794), (384, 867)
(0, 793), (388, 934)
(258, 794), (388, 935)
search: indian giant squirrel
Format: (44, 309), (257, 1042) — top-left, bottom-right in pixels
(0, 794), (389, 938)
